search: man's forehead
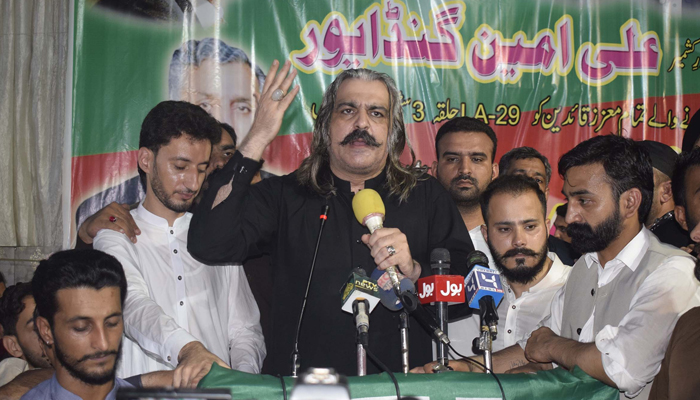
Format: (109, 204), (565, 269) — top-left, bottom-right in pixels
(438, 130), (493, 155)
(54, 287), (122, 319)
(335, 79), (390, 106)
(509, 158), (545, 174)
(488, 191), (544, 221)
(562, 163), (608, 193)
(186, 60), (256, 96)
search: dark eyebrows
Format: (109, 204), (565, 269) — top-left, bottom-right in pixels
(493, 218), (541, 226)
(335, 101), (357, 110)
(567, 189), (593, 197)
(514, 168), (545, 178)
(441, 151), (488, 159)
(220, 144), (236, 151)
(367, 105), (388, 113)
(171, 156), (192, 163)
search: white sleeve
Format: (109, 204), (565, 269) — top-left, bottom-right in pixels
(94, 231), (198, 367)
(227, 265), (266, 373)
(595, 256), (699, 396)
(517, 283), (565, 350)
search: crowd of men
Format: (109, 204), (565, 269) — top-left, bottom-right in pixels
(1, 55), (700, 400)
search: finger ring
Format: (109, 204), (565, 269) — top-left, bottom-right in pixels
(109, 216), (118, 223)
(271, 88), (286, 101)
(386, 245), (396, 256)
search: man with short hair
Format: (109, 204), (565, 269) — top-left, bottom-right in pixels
(94, 101), (265, 383)
(432, 117), (499, 236)
(498, 146), (550, 196)
(637, 140), (690, 249)
(672, 147), (700, 253)
(430, 117), (498, 355)
(498, 146), (580, 265)
(445, 175), (570, 355)
(188, 63), (474, 375)
(169, 38), (265, 145)
(0, 284), (51, 386)
(421, 135), (699, 400)
(23, 249), (133, 400)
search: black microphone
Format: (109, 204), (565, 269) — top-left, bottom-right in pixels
(431, 248), (451, 331)
(431, 248), (451, 369)
(399, 290), (450, 345)
(290, 205), (330, 377)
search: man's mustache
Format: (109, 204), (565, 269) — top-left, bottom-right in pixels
(78, 350), (119, 363)
(339, 129), (381, 147)
(503, 248), (538, 258)
(451, 173), (477, 186)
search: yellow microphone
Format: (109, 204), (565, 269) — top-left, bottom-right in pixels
(352, 189), (402, 295)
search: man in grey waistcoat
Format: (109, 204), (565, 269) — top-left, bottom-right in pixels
(417, 135), (699, 400)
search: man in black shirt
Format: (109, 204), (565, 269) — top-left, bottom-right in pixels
(638, 140), (692, 248)
(188, 62), (474, 376)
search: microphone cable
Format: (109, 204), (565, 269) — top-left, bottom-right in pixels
(290, 204), (330, 377)
(365, 348), (401, 399)
(447, 344), (506, 400)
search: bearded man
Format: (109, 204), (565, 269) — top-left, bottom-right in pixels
(417, 135), (700, 400)
(94, 101), (265, 385)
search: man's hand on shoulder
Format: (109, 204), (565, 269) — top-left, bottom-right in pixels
(361, 228), (421, 281)
(78, 202), (140, 244)
(175, 341), (230, 388)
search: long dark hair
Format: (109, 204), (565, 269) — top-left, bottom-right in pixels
(296, 69), (418, 202)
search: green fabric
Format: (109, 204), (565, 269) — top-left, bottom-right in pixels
(200, 364), (619, 400)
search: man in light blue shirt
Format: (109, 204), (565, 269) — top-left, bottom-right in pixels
(21, 249), (133, 400)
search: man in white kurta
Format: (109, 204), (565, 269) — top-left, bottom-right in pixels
(93, 101), (264, 382)
(95, 205), (265, 377)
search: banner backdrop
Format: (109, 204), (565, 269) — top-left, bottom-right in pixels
(70, 0), (700, 243)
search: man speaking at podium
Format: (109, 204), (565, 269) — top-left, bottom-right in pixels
(188, 61), (473, 376)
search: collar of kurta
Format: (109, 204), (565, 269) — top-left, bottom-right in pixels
(329, 166), (389, 194)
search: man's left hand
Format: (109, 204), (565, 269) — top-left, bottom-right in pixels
(361, 228), (420, 281)
(524, 326), (557, 364)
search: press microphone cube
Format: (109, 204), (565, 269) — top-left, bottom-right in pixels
(465, 266), (505, 309)
(340, 272), (380, 314)
(417, 275), (465, 304)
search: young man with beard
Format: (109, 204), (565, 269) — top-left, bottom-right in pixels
(431, 117), (499, 355)
(672, 147), (700, 253)
(22, 249), (132, 400)
(0, 284), (52, 386)
(431, 175), (570, 357)
(498, 146), (580, 265)
(417, 135), (699, 400)
(93, 101), (264, 384)
(637, 140), (691, 249)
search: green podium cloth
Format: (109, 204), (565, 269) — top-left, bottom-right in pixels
(200, 364), (619, 400)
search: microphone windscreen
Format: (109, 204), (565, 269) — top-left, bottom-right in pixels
(430, 248), (450, 264)
(467, 250), (490, 269)
(352, 189), (385, 225)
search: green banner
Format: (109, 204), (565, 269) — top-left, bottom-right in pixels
(71, 0), (700, 240)
(199, 364), (619, 399)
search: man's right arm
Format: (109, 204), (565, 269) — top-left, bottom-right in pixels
(93, 230), (228, 387)
(188, 60), (298, 265)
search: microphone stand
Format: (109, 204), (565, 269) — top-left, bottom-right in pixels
(290, 205), (330, 377)
(399, 311), (409, 374)
(477, 296), (498, 374)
